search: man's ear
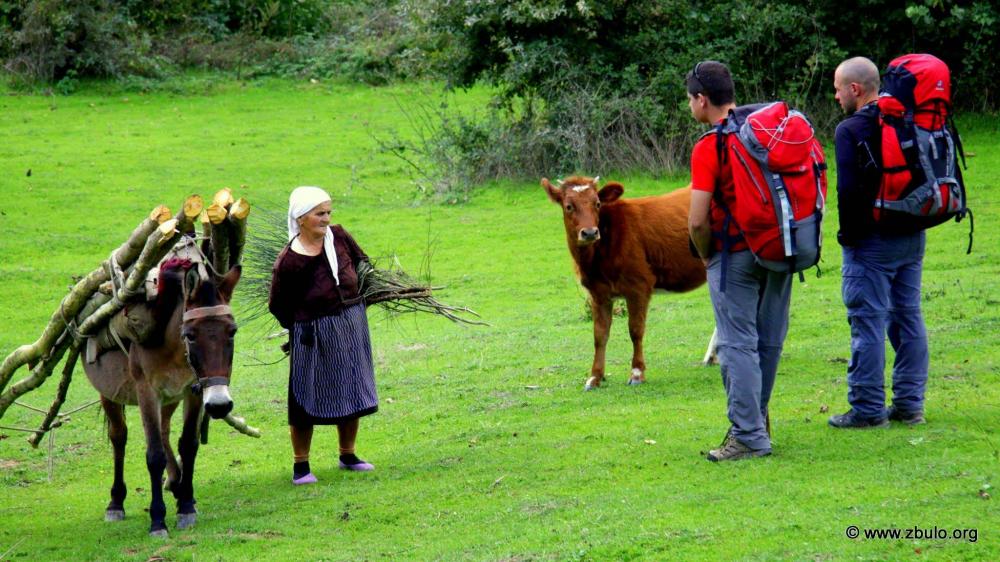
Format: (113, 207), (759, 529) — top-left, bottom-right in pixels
(541, 178), (563, 204)
(598, 182), (624, 203)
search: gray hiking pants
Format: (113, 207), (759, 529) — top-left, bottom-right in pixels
(707, 250), (793, 450)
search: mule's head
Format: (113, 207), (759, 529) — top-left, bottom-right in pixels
(542, 176), (624, 246)
(181, 265), (242, 419)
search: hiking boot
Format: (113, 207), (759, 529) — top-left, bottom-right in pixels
(887, 405), (926, 426)
(827, 409), (889, 429)
(706, 434), (771, 462)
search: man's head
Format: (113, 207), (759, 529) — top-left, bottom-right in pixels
(834, 57), (880, 114)
(686, 61), (735, 124)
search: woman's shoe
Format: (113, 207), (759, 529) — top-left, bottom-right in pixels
(292, 472), (318, 485)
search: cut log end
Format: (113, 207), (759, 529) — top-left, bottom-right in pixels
(212, 188), (234, 209)
(206, 203), (228, 225)
(228, 198), (251, 220)
(157, 219), (179, 243)
(149, 205), (172, 224)
(182, 194), (204, 219)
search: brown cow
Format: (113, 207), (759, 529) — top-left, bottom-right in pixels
(542, 175), (713, 389)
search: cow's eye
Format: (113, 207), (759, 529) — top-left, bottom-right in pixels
(595, 201), (601, 210)
(565, 203), (574, 212)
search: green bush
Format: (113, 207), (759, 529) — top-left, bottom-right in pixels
(422, 0), (999, 180)
(2, 0), (162, 83)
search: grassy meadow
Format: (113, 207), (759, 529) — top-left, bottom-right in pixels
(0, 77), (997, 561)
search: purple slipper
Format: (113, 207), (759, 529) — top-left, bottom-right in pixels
(338, 460), (375, 472)
(292, 472), (318, 485)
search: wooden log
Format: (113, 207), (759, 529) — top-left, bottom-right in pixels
(207, 203), (230, 274)
(223, 413), (261, 438)
(180, 195), (203, 235)
(26, 343), (80, 447)
(227, 198), (250, 268)
(75, 219), (182, 339)
(212, 188), (234, 210)
(151, 205), (172, 224)
(205, 203), (228, 225)
(0, 331), (74, 419)
(0, 208), (163, 397)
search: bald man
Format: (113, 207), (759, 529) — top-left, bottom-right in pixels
(828, 57), (930, 429)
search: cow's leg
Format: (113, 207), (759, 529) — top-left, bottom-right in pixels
(160, 401), (181, 497)
(175, 392), (203, 530)
(101, 396), (128, 522)
(625, 291), (651, 385)
(702, 327), (719, 366)
(587, 293), (613, 390)
(134, 372), (169, 537)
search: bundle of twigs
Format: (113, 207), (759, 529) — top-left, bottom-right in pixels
(240, 208), (485, 328)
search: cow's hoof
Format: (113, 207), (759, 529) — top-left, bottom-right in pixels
(584, 376), (601, 391)
(149, 528), (169, 538)
(104, 509), (125, 522)
(177, 512), (197, 530)
(628, 368), (645, 385)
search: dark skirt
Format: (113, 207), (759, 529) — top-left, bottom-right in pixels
(288, 302), (378, 427)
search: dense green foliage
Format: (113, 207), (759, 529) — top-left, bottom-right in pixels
(423, 0), (999, 178)
(0, 77), (997, 560)
(0, 0), (440, 86)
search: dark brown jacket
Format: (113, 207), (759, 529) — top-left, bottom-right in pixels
(268, 225), (369, 329)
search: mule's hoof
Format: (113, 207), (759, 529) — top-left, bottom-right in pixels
(104, 509), (125, 522)
(176, 512), (197, 530)
(149, 528), (169, 538)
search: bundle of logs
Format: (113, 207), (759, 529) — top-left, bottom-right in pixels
(0, 189), (259, 445)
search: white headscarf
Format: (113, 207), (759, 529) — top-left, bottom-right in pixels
(287, 186), (339, 285)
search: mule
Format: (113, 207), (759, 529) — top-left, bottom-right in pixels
(83, 254), (241, 537)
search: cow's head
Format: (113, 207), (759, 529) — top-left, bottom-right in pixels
(542, 176), (624, 246)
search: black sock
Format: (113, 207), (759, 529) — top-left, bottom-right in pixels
(293, 461), (311, 479)
(339, 453), (363, 466)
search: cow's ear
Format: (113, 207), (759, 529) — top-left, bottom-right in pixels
(541, 178), (563, 204)
(598, 182), (624, 203)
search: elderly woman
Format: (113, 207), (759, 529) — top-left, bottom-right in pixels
(269, 186), (378, 485)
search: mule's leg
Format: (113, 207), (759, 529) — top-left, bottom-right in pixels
(625, 291), (651, 385)
(101, 396), (128, 522)
(134, 377), (170, 537)
(175, 393), (203, 530)
(160, 401), (181, 497)
(586, 293), (613, 390)
(702, 327), (719, 366)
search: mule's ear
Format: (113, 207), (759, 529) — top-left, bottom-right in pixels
(598, 182), (624, 203)
(218, 264), (242, 302)
(541, 178), (563, 204)
(184, 267), (201, 296)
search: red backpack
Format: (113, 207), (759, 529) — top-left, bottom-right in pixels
(710, 102), (828, 274)
(877, 54), (971, 246)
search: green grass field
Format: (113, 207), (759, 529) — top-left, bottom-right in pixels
(0, 78), (997, 561)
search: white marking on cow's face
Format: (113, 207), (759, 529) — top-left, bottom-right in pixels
(572, 184), (591, 193)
